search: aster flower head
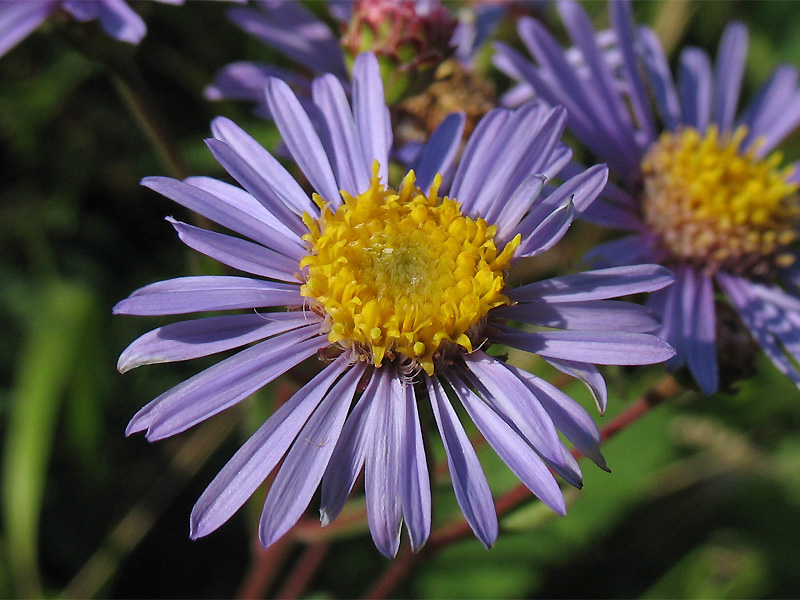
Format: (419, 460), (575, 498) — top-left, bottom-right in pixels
(0, 0), (184, 58)
(116, 53), (675, 557)
(495, 0), (800, 395)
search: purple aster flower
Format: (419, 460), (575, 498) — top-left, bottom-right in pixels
(0, 0), (187, 57)
(495, 0), (800, 395)
(116, 52), (676, 557)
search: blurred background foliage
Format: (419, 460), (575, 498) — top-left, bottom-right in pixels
(2, 1), (800, 598)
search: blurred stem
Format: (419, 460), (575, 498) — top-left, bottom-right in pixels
(109, 64), (188, 181)
(236, 537), (295, 600)
(60, 411), (238, 599)
(362, 375), (685, 599)
(274, 543), (330, 599)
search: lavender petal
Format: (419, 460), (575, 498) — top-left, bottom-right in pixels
(259, 362), (366, 548)
(127, 326), (327, 440)
(168, 219), (299, 282)
(352, 53), (392, 181)
(427, 375), (498, 548)
(190, 355), (351, 539)
(113, 276), (302, 316)
(495, 299), (660, 332)
(492, 327), (676, 365)
(449, 375), (567, 515)
(545, 357), (608, 414)
(266, 78), (341, 204)
(210, 117), (316, 216)
(118, 311), (315, 373)
(509, 264), (674, 303)
(401, 381), (431, 552)
(312, 74), (370, 195)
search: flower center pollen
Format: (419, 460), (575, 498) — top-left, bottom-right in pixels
(641, 126), (799, 277)
(300, 164), (519, 375)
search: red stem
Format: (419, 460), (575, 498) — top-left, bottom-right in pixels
(236, 536), (294, 600)
(274, 543), (330, 599)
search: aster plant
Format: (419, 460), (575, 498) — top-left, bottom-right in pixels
(115, 52), (675, 557)
(495, 0), (800, 395)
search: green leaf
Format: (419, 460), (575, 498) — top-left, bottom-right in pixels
(2, 280), (97, 597)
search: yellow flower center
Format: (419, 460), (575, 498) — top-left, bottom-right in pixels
(641, 126), (799, 277)
(300, 164), (519, 375)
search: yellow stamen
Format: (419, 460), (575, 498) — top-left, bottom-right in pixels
(300, 162), (519, 375)
(641, 125), (799, 277)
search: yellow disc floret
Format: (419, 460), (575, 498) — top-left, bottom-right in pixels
(300, 163), (520, 375)
(641, 125), (799, 277)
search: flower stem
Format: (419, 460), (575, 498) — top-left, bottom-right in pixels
(274, 543), (330, 599)
(109, 66), (189, 180)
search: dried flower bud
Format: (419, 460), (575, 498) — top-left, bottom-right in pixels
(341, 0), (458, 104)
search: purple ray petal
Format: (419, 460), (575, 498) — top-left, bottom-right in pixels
(750, 88), (800, 157)
(312, 74), (370, 195)
(492, 327), (676, 365)
(545, 357), (608, 415)
(205, 138), (308, 237)
(0, 1), (55, 58)
(205, 62), (306, 103)
(472, 105), (563, 220)
(141, 177), (306, 260)
(516, 197), (575, 258)
(92, 0), (146, 44)
(490, 109), (572, 223)
(713, 22), (747, 132)
(647, 277), (685, 372)
(182, 175), (298, 239)
(558, 1), (641, 159)
(449, 375), (566, 515)
(719, 272), (800, 387)
(495, 299), (660, 332)
(113, 276), (302, 316)
(364, 366), (405, 558)
(450, 108), (511, 205)
(266, 78), (341, 204)
(168, 219), (299, 283)
(414, 112), (466, 193)
(517, 16), (641, 178)
(583, 233), (666, 268)
(352, 53), (392, 181)
(227, 2), (346, 76)
(127, 326), (327, 440)
(493, 174), (545, 243)
(462, 353), (582, 489)
(740, 65), (800, 151)
(506, 364), (606, 470)
(678, 48), (712, 132)
(190, 355), (351, 539)
(609, 0), (656, 142)
(259, 361), (366, 548)
(748, 280), (800, 314)
(638, 26), (681, 132)
(426, 375), (498, 548)
(681, 266), (719, 394)
(118, 311), (315, 373)
(401, 381), (431, 553)
(210, 117), (316, 216)
(319, 370), (380, 526)
(509, 264), (674, 303)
